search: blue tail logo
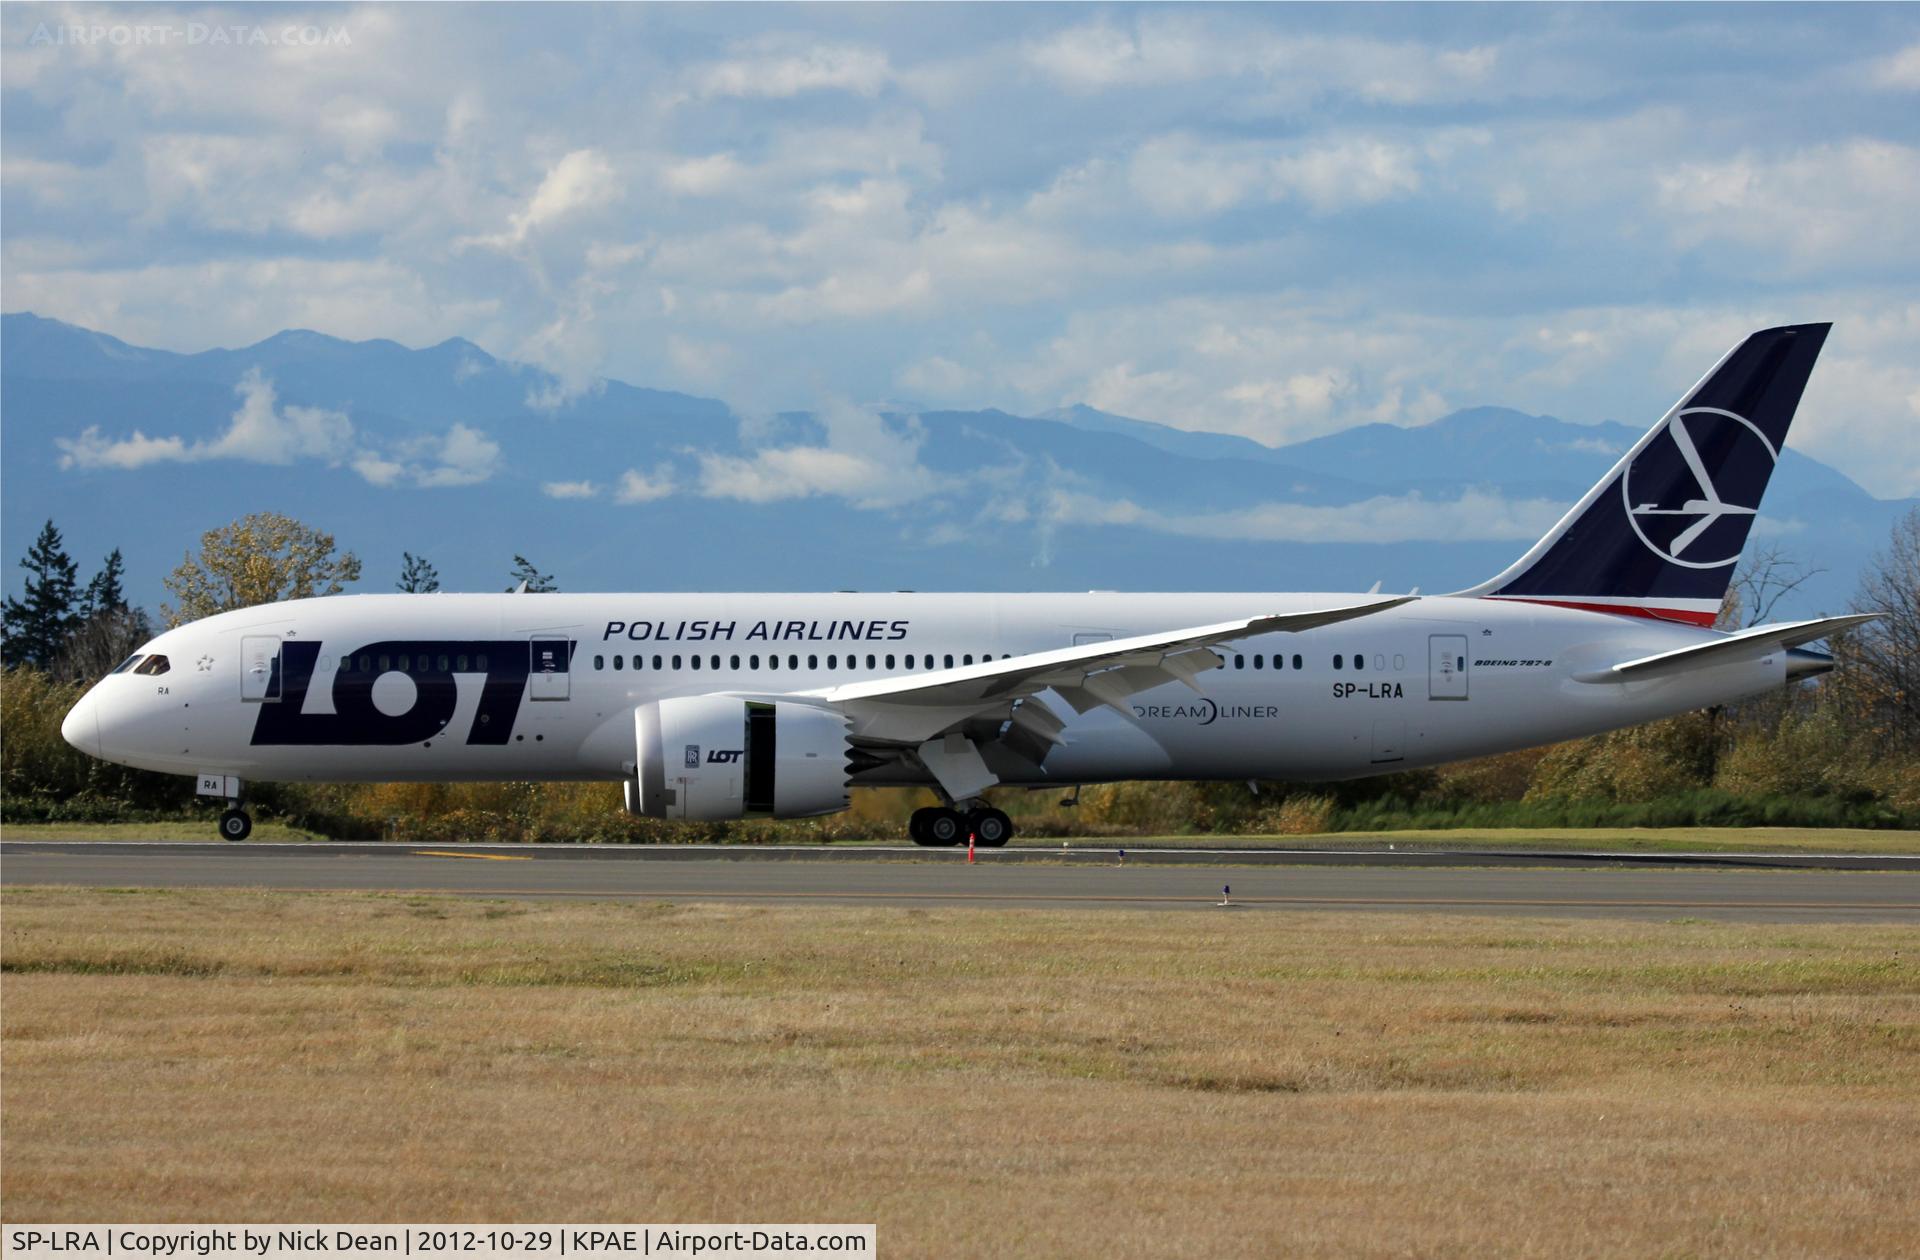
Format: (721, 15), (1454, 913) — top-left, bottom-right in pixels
(1623, 406), (1777, 570)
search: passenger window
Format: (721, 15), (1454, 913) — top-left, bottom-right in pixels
(808, 655), (818, 670)
(1234, 654), (1245, 669)
(1354, 653), (1364, 672)
(1374, 654), (1386, 670)
(690, 655), (701, 670)
(477, 654), (489, 671)
(320, 656), (333, 673)
(378, 654), (391, 672)
(1254, 654), (1263, 669)
(133, 654), (171, 676)
(1333, 655), (1343, 670)
(788, 655), (799, 669)
(614, 655), (624, 670)
(1393, 654), (1405, 671)
(867, 654), (877, 669)
(111, 654), (144, 674)
(673, 655), (683, 669)
(594, 655), (604, 671)
(828, 655), (838, 669)
(944, 654), (954, 668)
(1293, 654), (1303, 670)
(457, 654), (469, 672)
(886, 654), (896, 669)
(769, 655), (780, 671)
(751, 655), (761, 669)
(731, 655), (740, 670)
(438, 655), (449, 672)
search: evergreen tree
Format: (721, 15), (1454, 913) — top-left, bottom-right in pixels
(1, 520), (80, 668)
(506, 555), (557, 592)
(397, 552), (442, 593)
(78, 548), (130, 619)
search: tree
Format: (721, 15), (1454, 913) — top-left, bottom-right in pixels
(162, 512), (362, 626)
(506, 555), (556, 593)
(397, 552), (441, 594)
(77, 548), (131, 619)
(1717, 545), (1827, 630)
(1, 520), (80, 668)
(1841, 508), (1920, 750)
(54, 605), (154, 683)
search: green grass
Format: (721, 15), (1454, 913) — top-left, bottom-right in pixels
(1058, 826), (1920, 855)
(0, 819), (328, 843)
(5, 819), (1917, 855)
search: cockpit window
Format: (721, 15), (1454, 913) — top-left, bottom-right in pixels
(133, 655), (171, 676)
(111, 654), (146, 674)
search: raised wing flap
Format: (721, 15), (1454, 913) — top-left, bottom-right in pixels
(811, 596), (1415, 744)
(1576, 613), (1878, 683)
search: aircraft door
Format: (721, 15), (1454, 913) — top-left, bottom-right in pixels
(529, 636), (571, 701)
(1429, 634), (1468, 700)
(240, 636), (282, 702)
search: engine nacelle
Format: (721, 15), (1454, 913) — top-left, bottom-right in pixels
(630, 695), (850, 821)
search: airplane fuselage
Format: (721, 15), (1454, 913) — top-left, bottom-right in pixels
(69, 591), (1786, 790)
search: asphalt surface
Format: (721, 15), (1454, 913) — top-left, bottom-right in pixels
(4, 841), (1919, 921)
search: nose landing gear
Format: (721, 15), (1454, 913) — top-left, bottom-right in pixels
(218, 807), (253, 842)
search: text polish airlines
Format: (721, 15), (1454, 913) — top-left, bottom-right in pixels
(63, 324), (1871, 844)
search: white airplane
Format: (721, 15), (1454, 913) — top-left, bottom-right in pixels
(62, 323), (1871, 845)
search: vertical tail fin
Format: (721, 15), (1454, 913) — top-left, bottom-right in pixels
(1457, 323), (1830, 626)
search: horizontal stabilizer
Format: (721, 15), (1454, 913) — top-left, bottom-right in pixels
(1575, 614), (1878, 683)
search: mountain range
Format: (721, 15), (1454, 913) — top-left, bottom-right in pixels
(2, 312), (1907, 620)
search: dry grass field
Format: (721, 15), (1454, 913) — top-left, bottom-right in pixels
(3, 889), (1918, 1257)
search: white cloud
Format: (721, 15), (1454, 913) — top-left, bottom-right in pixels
(1022, 16), (1498, 105)
(462, 148), (619, 251)
(1656, 140), (1920, 269)
(1126, 133), (1425, 217)
(542, 479), (600, 500)
(696, 401), (934, 508)
(690, 37), (891, 99)
(410, 423), (500, 487)
(1870, 43), (1920, 90)
(1049, 487), (1566, 544)
(54, 369), (500, 488)
(57, 369), (353, 468)
(614, 466), (675, 504)
(897, 355), (978, 398)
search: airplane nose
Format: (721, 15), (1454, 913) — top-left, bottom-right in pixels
(61, 692), (103, 758)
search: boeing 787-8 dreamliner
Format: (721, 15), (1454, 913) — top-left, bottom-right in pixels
(62, 324), (1868, 845)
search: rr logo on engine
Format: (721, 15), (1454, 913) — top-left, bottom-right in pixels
(684, 744), (701, 768)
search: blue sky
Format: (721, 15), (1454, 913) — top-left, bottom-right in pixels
(5, 3), (1919, 494)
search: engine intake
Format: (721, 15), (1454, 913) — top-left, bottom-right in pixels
(630, 695), (851, 821)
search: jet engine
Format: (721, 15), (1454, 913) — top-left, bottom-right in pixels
(627, 695), (851, 820)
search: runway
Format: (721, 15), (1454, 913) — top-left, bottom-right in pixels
(4, 841), (1919, 920)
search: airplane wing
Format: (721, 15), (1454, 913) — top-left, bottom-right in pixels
(1574, 613), (1878, 684)
(802, 596), (1416, 759)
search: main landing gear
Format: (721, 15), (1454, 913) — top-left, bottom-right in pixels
(908, 805), (1013, 848)
(218, 806), (253, 842)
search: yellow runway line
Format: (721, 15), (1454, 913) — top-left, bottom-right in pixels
(411, 850), (533, 861)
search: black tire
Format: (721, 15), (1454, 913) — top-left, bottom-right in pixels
(926, 808), (964, 847)
(971, 809), (1013, 847)
(908, 808), (934, 846)
(219, 808), (252, 842)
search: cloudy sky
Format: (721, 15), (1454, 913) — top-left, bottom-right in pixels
(5, 3), (1919, 494)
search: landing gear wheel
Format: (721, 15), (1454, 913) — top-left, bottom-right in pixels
(219, 808), (252, 842)
(908, 808), (935, 846)
(970, 808), (1013, 848)
(925, 808), (964, 847)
